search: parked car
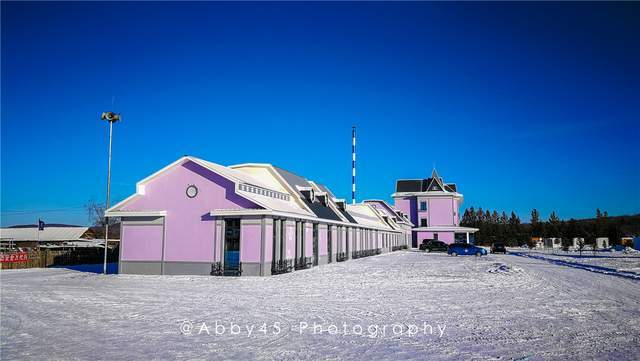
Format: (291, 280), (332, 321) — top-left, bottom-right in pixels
(419, 240), (448, 252)
(491, 242), (507, 254)
(448, 243), (487, 256)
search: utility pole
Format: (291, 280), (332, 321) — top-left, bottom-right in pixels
(101, 111), (121, 274)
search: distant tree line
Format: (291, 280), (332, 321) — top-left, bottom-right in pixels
(461, 207), (640, 247)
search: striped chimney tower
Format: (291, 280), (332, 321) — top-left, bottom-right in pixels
(352, 126), (356, 204)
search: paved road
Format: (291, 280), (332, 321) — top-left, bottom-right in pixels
(2, 251), (639, 360)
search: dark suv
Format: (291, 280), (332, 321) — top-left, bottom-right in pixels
(419, 240), (449, 252)
(491, 242), (507, 254)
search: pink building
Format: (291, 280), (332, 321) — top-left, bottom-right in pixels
(106, 156), (411, 276)
(392, 169), (478, 247)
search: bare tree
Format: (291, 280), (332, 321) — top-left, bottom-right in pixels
(85, 200), (118, 238)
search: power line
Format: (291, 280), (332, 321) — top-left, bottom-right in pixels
(0, 206), (86, 215)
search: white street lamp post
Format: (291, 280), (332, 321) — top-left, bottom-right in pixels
(101, 111), (120, 274)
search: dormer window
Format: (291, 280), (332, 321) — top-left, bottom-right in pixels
(297, 186), (314, 202)
(300, 190), (313, 202)
(316, 194), (328, 206)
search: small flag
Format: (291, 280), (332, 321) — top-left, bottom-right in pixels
(38, 219), (45, 231)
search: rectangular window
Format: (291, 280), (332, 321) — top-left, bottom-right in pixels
(420, 201), (427, 211)
(420, 219), (427, 227)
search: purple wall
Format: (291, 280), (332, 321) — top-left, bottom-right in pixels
(285, 221), (295, 259)
(240, 223), (261, 263)
(319, 226), (328, 256)
(121, 225), (164, 261)
(428, 198), (455, 226)
(121, 160), (260, 262)
(416, 231), (454, 244)
(395, 197), (418, 226)
(396, 194), (462, 229)
(454, 199), (460, 225)
(305, 224), (313, 258)
(264, 222), (273, 263)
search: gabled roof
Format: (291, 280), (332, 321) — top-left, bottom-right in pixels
(393, 169), (461, 198)
(363, 200), (413, 226)
(308, 181), (346, 222)
(314, 183), (336, 199)
(424, 177), (444, 192)
(0, 226), (90, 242)
(107, 156), (409, 232)
(424, 169), (445, 191)
(226, 163), (313, 215)
(109, 157), (313, 217)
(230, 163), (346, 222)
(346, 204), (394, 230)
(301, 196), (343, 222)
(269, 166), (346, 222)
(396, 179), (423, 192)
(338, 207), (358, 224)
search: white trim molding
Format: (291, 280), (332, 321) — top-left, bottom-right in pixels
(391, 191), (463, 199)
(412, 226), (478, 233)
(209, 209), (403, 234)
(105, 210), (167, 218)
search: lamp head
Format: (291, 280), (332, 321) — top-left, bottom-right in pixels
(101, 111), (121, 122)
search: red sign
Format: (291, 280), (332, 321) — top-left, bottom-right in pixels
(0, 252), (28, 263)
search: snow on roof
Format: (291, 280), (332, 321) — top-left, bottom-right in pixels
(196, 159), (316, 215)
(192, 158), (276, 191)
(345, 204), (393, 230)
(229, 165), (289, 193)
(112, 157), (404, 225)
(0, 227), (89, 242)
(364, 200), (412, 226)
(230, 163), (315, 217)
(109, 157), (314, 216)
(308, 181), (349, 223)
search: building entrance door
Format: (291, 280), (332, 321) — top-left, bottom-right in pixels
(224, 219), (241, 276)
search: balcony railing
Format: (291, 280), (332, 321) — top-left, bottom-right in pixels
(294, 256), (313, 270)
(336, 252), (348, 262)
(271, 259), (293, 275)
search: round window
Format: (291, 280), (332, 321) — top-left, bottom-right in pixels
(186, 185), (198, 198)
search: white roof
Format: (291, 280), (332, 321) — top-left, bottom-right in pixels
(40, 240), (119, 249)
(229, 163), (315, 216)
(0, 227), (89, 242)
(194, 158), (274, 190)
(346, 204), (394, 230)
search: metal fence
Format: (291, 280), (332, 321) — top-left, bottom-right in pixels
(0, 248), (118, 270)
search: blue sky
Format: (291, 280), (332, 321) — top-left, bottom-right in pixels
(1, 2), (639, 226)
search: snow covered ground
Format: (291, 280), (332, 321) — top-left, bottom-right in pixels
(2, 251), (639, 360)
(510, 249), (640, 280)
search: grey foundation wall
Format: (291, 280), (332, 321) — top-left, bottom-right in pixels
(163, 262), (212, 276)
(242, 262), (262, 277)
(120, 261), (162, 275)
